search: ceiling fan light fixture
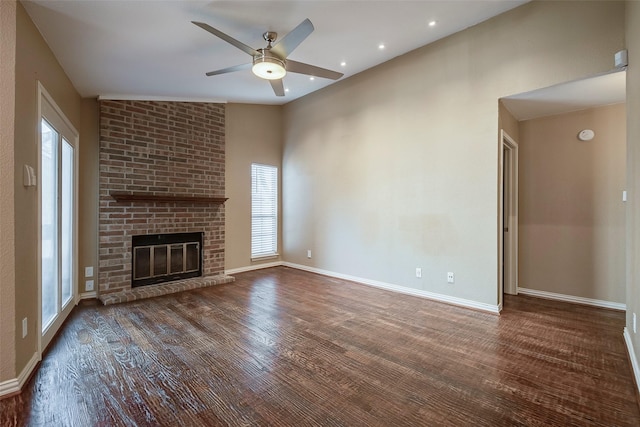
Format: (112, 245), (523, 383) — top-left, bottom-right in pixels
(252, 56), (286, 80)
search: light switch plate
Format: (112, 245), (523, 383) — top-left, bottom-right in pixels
(23, 165), (36, 187)
(85, 266), (94, 277)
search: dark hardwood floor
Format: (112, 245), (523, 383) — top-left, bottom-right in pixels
(1, 266), (639, 426)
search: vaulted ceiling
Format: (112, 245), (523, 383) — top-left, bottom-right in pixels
(22, 0), (528, 105)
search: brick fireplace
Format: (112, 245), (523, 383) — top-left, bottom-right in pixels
(98, 100), (233, 301)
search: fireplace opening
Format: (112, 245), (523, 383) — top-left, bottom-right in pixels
(132, 232), (203, 288)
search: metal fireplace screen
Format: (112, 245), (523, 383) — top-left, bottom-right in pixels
(132, 232), (203, 288)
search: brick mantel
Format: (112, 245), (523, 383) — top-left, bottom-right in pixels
(98, 100), (227, 295)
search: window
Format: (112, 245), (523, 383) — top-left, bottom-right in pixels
(251, 164), (278, 259)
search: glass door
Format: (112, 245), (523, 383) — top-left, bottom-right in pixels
(39, 84), (77, 351)
(41, 119), (59, 331)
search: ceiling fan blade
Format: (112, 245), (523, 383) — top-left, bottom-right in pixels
(192, 21), (259, 56)
(286, 60), (344, 80)
(205, 63), (252, 77)
(269, 79), (285, 97)
(270, 18), (314, 59)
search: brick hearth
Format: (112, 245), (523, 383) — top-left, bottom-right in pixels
(98, 100), (233, 299)
(98, 275), (235, 305)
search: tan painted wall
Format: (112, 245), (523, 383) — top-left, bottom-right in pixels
(625, 0), (640, 373)
(0, 0), (17, 383)
(282, 1), (625, 306)
(79, 98), (99, 293)
(13, 3), (82, 374)
(519, 104), (626, 302)
(225, 103), (283, 271)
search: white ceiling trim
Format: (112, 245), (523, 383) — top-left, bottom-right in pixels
(97, 94), (228, 104)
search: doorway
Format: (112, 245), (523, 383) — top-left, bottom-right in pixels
(499, 71), (626, 311)
(38, 82), (78, 351)
(499, 130), (518, 309)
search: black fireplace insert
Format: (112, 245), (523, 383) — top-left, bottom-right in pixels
(131, 232), (203, 288)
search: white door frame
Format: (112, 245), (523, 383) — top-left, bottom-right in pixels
(499, 130), (519, 309)
(37, 81), (79, 353)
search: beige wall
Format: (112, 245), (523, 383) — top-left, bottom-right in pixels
(518, 104), (626, 302)
(625, 0), (640, 376)
(282, 1), (625, 306)
(13, 2), (82, 375)
(79, 98), (99, 294)
(0, 0), (17, 383)
(225, 103), (283, 271)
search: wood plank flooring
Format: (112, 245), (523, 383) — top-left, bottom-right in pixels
(1, 266), (639, 426)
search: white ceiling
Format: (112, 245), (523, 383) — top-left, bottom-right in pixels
(21, 0), (529, 105)
(501, 70), (627, 121)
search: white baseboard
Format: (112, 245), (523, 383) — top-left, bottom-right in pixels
(283, 262), (500, 314)
(79, 291), (97, 300)
(225, 261), (284, 275)
(623, 327), (640, 396)
(518, 287), (626, 310)
(0, 351), (40, 398)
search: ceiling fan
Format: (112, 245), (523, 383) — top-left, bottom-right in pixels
(192, 19), (344, 96)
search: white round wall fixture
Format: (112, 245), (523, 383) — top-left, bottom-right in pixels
(578, 129), (595, 141)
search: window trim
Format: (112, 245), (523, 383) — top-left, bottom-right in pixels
(250, 163), (278, 260)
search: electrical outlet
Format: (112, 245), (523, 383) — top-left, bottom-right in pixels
(86, 280), (94, 292)
(447, 272), (454, 284)
(634, 313), (637, 334)
(22, 318), (27, 338)
(307, 250), (312, 259)
(85, 266), (94, 277)
(415, 268), (422, 278)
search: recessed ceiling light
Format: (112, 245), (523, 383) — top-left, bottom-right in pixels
(429, 20), (437, 27)
(285, 88), (289, 92)
(340, 61), (346, 67)
(309, 76), (315, 81)
(378, 44), (385, 50)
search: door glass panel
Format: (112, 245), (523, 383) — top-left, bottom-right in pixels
(154, 246), (167, 275)
(61, 139), (73, 307)
(41, 119), (59, 330)
(170, 245), (183, 273)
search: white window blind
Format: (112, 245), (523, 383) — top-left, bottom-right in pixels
(251, 164), (278, 258)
